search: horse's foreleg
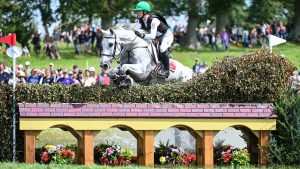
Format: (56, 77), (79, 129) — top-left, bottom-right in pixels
(120, 64), (147, 80)
(108, 67), (120, 78)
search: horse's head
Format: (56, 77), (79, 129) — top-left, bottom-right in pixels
(100, 28), (121, 69)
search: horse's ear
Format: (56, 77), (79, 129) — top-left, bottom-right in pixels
(101, 29), (109, 35)
(109, 28), (114, 34)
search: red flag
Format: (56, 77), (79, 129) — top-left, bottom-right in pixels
(0, 34), (16, 46)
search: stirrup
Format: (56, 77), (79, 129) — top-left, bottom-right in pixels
(157, 70), (169, 78)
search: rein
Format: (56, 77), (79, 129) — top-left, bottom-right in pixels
(102, 33), (120, 62)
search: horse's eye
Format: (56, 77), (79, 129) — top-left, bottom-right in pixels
(109, 43), (113, 47)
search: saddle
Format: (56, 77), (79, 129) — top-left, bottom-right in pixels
(151, 39), (161, 63)
(149, 40), (176, 79)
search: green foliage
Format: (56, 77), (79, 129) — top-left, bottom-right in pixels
(0, 0), (34, 45)
(208, 0), (245, 14)
(185, 50), (294, 103)
(248, 0), (285, 24)
(267, 94), (300, 165)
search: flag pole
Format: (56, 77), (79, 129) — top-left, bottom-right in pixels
(12, 46), (16, 163)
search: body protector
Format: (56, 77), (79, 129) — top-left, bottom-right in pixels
(139, 13), (169, 36)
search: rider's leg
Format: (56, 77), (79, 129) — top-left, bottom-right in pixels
(159, 31), (174, 78)
(160, 50), (170, 74)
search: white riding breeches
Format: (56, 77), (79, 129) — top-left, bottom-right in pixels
(159, 29), (173, 53)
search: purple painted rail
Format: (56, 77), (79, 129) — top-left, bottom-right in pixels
(18, 103), (276, 119)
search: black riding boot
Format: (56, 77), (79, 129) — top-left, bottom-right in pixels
(157, 51), (170, 78)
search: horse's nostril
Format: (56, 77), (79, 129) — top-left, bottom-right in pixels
(101, 64), (108, 69)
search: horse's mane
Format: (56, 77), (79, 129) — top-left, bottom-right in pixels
(113, 23), (147, 34)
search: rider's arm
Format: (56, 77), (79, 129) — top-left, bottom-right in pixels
(144, 18), (160, 40)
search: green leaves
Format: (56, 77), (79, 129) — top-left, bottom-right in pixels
(268, 95), (300, 165)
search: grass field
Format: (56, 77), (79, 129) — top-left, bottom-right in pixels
(0, 42), (299, 73)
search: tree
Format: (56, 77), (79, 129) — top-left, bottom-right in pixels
(293, 0), (300, 42)
(208, 0), (245, 33)
(248, 0), (283, 24)
(149, 0), (201, 48)
(0, 0), (34, 45)
(97, 0), (136, 29)
(182, 0), (201, 48)
(33, 0), (56, 34)
(56, 0), (82, 31)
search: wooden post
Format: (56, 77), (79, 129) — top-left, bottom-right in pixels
(77, 136), (83, 164)
(137, 133), (144, 165)
(24, 130), (39, 163)
(259, 131), (270, 165)
(137, 130), (154, 167)
(196, 135), (203, 167)
(203, 130), (214, 168)
(82, 130), (94, 165)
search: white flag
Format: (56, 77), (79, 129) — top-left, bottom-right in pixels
(269, 35), (286, 47)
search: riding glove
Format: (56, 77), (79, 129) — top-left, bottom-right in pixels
(134, 31), (145, 38)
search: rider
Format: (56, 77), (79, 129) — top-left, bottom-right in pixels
(133, 1), (173, 78)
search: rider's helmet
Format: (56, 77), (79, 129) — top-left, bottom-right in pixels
(133, 1), (152, 12)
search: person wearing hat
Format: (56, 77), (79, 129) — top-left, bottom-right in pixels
(83, 69), (96, 87)
(24, 61), (31, 76)
(89, 66), (96, 77)
(133, 1), (173, 78)
(73, 64), (79, 74)
(49, 63), (54, 71)
(18, 64), (24, 71)
(17, 71), (26, 83)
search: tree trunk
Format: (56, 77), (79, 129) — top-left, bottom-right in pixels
(294, 0), (300, 42)
(216, 10), (229, 34)
(43, 23), (49, 35)
(182, 0), (201, 48)
(101, 15), (113, 30)
(88, 15), (93, 26)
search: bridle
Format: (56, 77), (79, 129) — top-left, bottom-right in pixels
(102, 29), (151, 65)
(101, 32), (121, 62)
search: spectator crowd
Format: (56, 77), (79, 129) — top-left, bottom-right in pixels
(0, 62), (110, 87)
(174, 21), (294, 51)
(29, 24), (104, 59)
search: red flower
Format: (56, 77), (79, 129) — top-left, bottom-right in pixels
(62, 151), (67, 157)
(102, 156), (108, 164)
(40, 152), (50, 163)
(191, 154), (196, 161)
(222, 152), (233, 163)
(67, 150), (74, 158)
(114, 159), (119, 165)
